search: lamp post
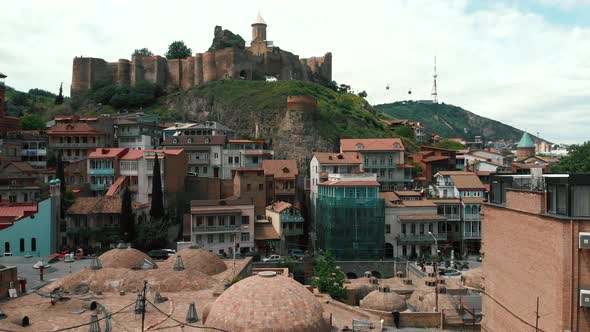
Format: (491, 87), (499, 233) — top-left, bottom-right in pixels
(428, 231), (439, 312)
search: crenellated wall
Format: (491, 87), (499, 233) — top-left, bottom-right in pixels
(71, 35), (332, 97)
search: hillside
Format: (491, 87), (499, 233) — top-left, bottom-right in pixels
(162, 80), (412, 163)
(375, 101), (536, 143)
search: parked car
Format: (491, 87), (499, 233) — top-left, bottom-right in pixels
(148, 249), (175, 260)
(262, 254), (282, 263)
(290, 249), (304, 260)
(242, 252), (261, 262)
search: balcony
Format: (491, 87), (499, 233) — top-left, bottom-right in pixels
(21, 149), (47, 157)
(90, 183), (108, 191)
(396, 233), (448, 243)
(89, 168), (115, 176)
(49, 142), (100, 148)
(463, 231), (481, 239)
(189, 159), (210, 165)
(245, 162), (261, 168)
(464, 214), (481, 221)
(275, 188), (296, 195)
(192, 225), (242, 233)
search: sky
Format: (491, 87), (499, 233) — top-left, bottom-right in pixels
(1, 0), (589, 144)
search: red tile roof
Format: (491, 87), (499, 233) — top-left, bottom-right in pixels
(401, 200), (437, 207)
(106, 176), (127, 197)
(266, 201), (293, 213)
(262, 160), (298, 179)
(0, 204), (38, 221)
(67, 197), (122, 214)
(47, 123), (105, 135)
(119, 149), (184, 160)
(422, 155), (450, 163)
(6, 162), (36, 173)
(313, 152), (362, 165)
(228, 139), (265, 144)
(89, 148), (128, 159)
(340, 138), (405, 152)
(319, 180), (380, 187)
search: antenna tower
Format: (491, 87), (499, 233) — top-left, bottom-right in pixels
(431, 56), (438, 103)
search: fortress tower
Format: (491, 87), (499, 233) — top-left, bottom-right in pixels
(251, 13), (267, 43)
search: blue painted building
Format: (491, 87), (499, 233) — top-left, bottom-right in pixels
(0, 180), (60, 257)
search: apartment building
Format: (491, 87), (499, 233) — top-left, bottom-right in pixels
(431, 171), (485, 255)
(309, 152), (362, 201)
(162, 135), (225, 178)
(411, 146), (457, 181)
(184, 198), (255, 255)
(262, 160), (299, 204)
(221, 139), (273, 180)
(114, 119), (163, 150)
(232, 167), (267, 216)
(162, 121), (234, 140)
(87, 148), (128, 194)
(6, 131), (48, 168)
(483, 173), (590, 332)
(0, 162), (41, 204)
(340, 138), (412, 191)
(256, 201), (304, 255)
(65, 196), (122, 249)
(47, 116), (114, 162)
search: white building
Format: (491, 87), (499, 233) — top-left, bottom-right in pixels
(221, 139), (273, 179)
(309, 152), (362, 201)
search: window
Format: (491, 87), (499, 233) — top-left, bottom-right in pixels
(241, 233), (250, 241)
(401, 223), (406, 234)
(241, 216), (250, 225)
(207, 234), (214, 243)
(410, 223), (416, 234)
(218, 218), (225, 227)
(385, 224), (391, 234)
(203, 167), (208, 174)
(230, 216), (236, 226)
(259, 183), (264, 191)
(208, 217), (215, 227)
(218, 234), (225, 243)
(419, 224), (424, 235)
(31, 238), (36, 252)
(9, 195), (16, 203)
(19, 238), (25, 252)
(214, 153), (219, 159)
(247, 184), (252, 191)
(428, 223), (433, 233)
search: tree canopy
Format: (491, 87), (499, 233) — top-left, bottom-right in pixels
(311, 252), (347, 300)
(149, 154), (164, 219)
(121, 187), (135, 243)
(21, 113), (46, 130)
(132, 48), (154, 57)
(551, 142), (590, 173)
(54, 82), (64, 105)
(433, 139), (466, 151)
(165, 41), (192, 59)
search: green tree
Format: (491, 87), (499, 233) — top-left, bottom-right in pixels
(551, 142), (590, 173)
(149, 153), (164, 219)
(434, 139), (466, 151)
(165, 41), (192, 59)
(21, 113), (46, 130)
(28, 88), (56, 98)
(358, 90), (368, 98)
(338, 84), (351, 94)
(393, 125), (415, 139)
(132, 48), (154, 57)
(120, 187), (135, 243)
(54, 82), (65, 105)
(55, 153), (66, 218)
(311, 252), (347, 300)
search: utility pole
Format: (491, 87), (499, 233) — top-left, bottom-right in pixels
(141, 280), (147, 332)
(429, 232), (439, 312)
(535, 296), (540, 332)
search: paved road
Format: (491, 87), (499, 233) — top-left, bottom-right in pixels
(0, 256), (91, 291)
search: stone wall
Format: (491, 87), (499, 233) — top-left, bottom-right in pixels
(287, 96), (317, 112)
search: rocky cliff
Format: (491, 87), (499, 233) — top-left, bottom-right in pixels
(164, 80), (396, 168)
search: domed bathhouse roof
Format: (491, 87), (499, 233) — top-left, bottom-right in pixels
(158, 247), (226, 276)
(206, 271), (329, 332)
(98, 247), (156, 269)
(517, 132), (535, 148)
(360, 286), (406, 312)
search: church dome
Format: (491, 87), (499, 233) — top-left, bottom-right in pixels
(206, 271), (329, 332)
(252, 13), (266, 25)
(517, 132), (535, 148)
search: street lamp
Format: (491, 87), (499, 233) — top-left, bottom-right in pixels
(428, 231), (439, 312)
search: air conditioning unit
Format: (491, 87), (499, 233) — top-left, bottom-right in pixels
(580, 290), (590, 307)
(579, 233), (590, 249)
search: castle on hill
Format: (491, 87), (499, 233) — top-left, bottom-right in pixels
(71, 13), (332, 96)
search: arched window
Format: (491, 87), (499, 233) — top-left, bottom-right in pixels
(31, 238), (37, 252)
(4, 242), (10, 253)
(473, 205), (479, 215)
(19, 238), (25, 252)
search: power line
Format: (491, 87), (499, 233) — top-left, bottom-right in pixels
(479, 290), (547, 332)
(146, 299), (230, 332)
(52, 300), (135, 332)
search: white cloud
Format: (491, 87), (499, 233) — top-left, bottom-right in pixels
(1, 0), (588, 143)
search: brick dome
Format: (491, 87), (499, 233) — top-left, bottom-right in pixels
(98, 248), (156, 269)
(158, 248), (226, 276)
(360, 289), (406, 312)
(206, 272), (329, 332)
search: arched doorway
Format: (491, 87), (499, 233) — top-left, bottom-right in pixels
(19, 238), (25, 252)
(346, 272), (358, 279)
(31, 238), (37, 252)
(4, 242), (10, 253)
(384, 243), (394, 258)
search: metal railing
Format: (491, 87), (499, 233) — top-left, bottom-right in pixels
(89, 168), (115, 175)
(463, 232), (481, 239)
(192, 225), (242, 233)
(49, 142), (101, 148)
(397, 233), (448, 243)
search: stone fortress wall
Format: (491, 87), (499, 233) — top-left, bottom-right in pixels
(71, 15), (332, 96)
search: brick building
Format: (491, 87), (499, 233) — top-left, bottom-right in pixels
(410, 146), (457, 182)
(262, 159), (298, 204)
(47, 116), (114, 162)
(483, 173), (590, 332)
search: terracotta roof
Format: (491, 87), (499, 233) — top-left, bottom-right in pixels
(266, 201), (292, 213)
(401, 200), (437, 207)
(380, 192), (401, 207)
(106, 176), (126, 197)
(89, 148), (128, 159)
(397, 163), (414, 168)
(420, 146), (458, 152)
(450, 174), (486, 190)
(422, 155), (450, 163)
(340, 138), (405, 152)
(47, 123), (105, 135)
(319, 180), (380, 187)
(162, 135), (226, 146)
(432, 199), (462, 204)
(114, 119), (138, 125)
(313, 152), (362, 165)
(399, 214), (446, 221)
(119, 150), (144, 160)
(0, 204), (38, 221)
(395, 190), (421, 196)
(6, 162), (36, 173)
(255, 223), (280, 240)
(462, 197), (485, 204)
(233, 167), (264, 172)
(67, 196), (121, 214)
(360, 290), (406, 312)
(262, 160), (298, 179)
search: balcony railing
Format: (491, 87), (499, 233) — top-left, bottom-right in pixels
(244, 162), (261, 167)
(192, 225), (242, 233)
(464, 214), (481, 221)
(463, 232), (481, 239)
(275, 188), (296, 195)
(189, 159), (210, 165)
(21, 149), (47, 157)
(280, 214), (304, 223)
(89, 168), (115, 176)
(49, 142), (100, 148)
(441, 214), (460, 221)
(396, 233), (448, 243)
(90, 183), (108, 191)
